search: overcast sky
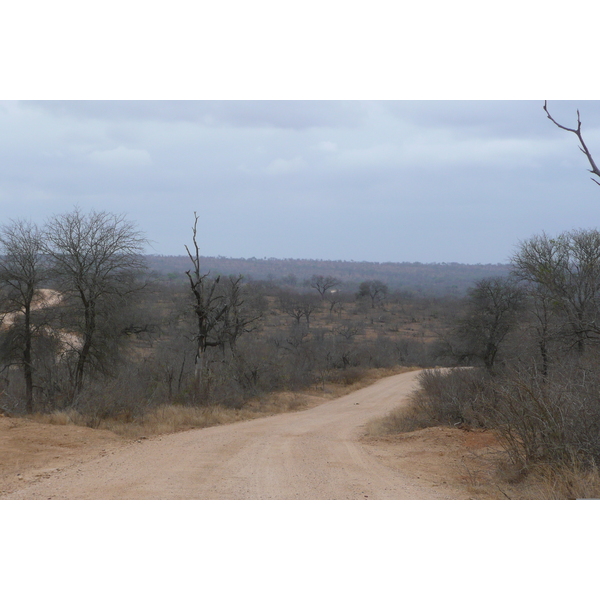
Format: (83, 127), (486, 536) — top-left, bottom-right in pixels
(1, 100), (599, 264)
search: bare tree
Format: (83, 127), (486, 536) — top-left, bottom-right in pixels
(309, 275), (341, 300)
(452, 277), (525, 370)
(357, 280), (388, 309)
(334, 322), (363, 341)
(279, 292), (318, 327)
(185, 214), (228, 400)
(544, 101), (600, 186)
(221, 275), (262, 353)
(279, 293), (304, 325)
(522, 283), (559, 378)
(44, 208), (147, 396)
(0, 220), (49, 412)
(512, 229), (600, 354)
(184, 214), (261, 402)
(327, 294), (343, 316)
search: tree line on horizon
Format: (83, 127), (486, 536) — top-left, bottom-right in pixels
(146, 254), (510, 296)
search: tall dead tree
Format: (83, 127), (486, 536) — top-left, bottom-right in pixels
(185, 213), (229, 401)
(544, 101), (600, 186)
(185, 215), (262, 402)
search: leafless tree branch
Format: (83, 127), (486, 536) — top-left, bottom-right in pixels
(44, 207), (148, 396)
(544, 101), (600, 187)
(0, 219), (49, 412)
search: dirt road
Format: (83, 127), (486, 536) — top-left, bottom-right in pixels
(3, 370), (465, 499)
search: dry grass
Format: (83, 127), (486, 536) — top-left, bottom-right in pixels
(31, 366), (419, 439)
(518, 460), (600, 500)
(365, 402), (433, 437)
(35, 404), (273, 438)
(469, 457), (600, 500)
(364, 370), (441, 437)
(34, 403), (296, 439)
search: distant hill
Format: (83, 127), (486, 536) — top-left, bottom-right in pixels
(146, 255), (510, 297)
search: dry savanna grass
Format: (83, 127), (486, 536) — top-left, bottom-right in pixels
(518, 461), (600, 500)
(466, 457), (600, 500)
(31, 366), (418, 439)
(34, 405), (260, 438)
(365, 401), (433, 437)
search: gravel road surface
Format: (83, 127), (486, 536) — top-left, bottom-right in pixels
(5, 370), (458, 499)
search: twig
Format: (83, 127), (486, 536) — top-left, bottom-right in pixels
(495, 484), (512, 500)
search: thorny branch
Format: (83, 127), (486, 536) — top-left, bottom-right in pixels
(544, 101), (600, 187)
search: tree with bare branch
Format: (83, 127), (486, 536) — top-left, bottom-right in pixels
(0, 220), (50, 412)
(185, 215), (228, 401)
(185, 213), (261, 402)
(544, 101), (600, 186)
(451, 277), (526, 370)
(221, 275), (262, 353)
(512, 228), (600, 355)
(357, 280), (388, 309)
(309, 275), (341, 300)
(44, 208), (147, 397)
(279, 291), (319, 328)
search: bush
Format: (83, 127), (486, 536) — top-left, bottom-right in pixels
(366, 403), (434, 436)
(413, 364), (600, 472)
(328, 366), (367, 386)
(486, 364), (600, 467)
(412, 368), (492, 427)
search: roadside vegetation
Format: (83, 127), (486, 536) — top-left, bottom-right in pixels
(0, 208), (448, 436)
(370, 229), (600, 498)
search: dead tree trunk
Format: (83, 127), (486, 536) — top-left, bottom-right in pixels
(185, 213), (227, 403)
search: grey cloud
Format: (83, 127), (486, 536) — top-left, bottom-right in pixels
(22, 100), (367, 130)
(380, 100), (600, 139)
(264, 156), (307, 175)
(88, 146), (152, 168)
(202, 101), (367, 129)
(22, 101), (210, 123)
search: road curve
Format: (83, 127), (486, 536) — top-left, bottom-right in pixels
(5, 370), (457, 500)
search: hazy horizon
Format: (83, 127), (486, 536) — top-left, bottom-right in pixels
(145, 252), (509, 266)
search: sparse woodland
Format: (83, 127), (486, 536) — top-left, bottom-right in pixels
(0, 207), (457, 428)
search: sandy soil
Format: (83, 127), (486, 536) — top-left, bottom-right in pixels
(0, 370), (503, 500)
(0, 289), (62, 328)
(0, 415), (123, 496)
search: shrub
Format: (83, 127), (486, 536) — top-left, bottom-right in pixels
(412, 368), (492, 427)
(486, 365), (600, 467)
(412, 364), (600, 473)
